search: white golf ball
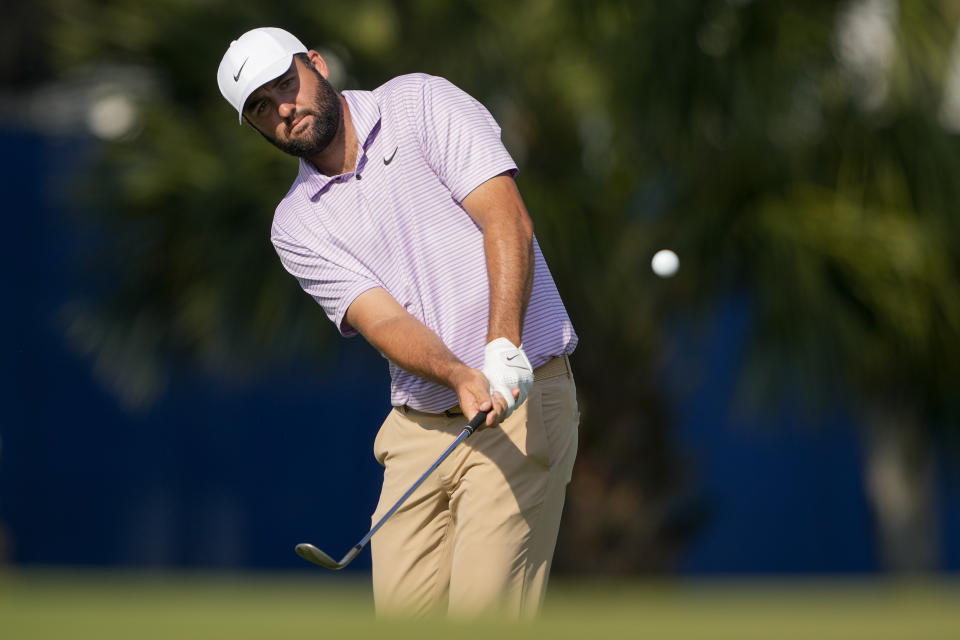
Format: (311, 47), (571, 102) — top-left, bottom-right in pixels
(651, 249), (679, 278)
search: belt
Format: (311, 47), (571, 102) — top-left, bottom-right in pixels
(531, 354), (571, 381)
(402, 355), (571, 417)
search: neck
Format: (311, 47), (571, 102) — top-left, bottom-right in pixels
(308, 95), (356, 176)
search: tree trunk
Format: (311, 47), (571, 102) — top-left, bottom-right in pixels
(861, 399), (939, 573)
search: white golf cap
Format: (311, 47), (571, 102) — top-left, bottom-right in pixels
(217, 27), (307, 123)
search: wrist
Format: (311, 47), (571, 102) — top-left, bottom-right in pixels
(443, 361), (475, 391)
(485, 336), (522, 351)
(486, 332), (522, 347)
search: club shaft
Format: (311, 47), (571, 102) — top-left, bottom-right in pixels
(345, 411), (486, 561)
(351, 429), (468, 554)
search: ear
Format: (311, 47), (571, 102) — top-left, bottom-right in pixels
(306, 50), (330, 79)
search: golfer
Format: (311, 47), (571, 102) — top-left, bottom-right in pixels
(217, 27), (579, 618)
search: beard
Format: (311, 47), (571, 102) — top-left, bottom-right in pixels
(268, 72), (342, 158)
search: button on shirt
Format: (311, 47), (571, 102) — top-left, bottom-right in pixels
(271, 74), (578, 412)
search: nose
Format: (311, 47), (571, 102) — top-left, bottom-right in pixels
(278, 100), (296, 120)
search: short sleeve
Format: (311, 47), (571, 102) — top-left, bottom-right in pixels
(271, 222), (381, 337)
(416, 76), (518, 202)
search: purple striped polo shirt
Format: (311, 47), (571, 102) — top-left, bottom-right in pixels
(271, 73), (577, 411)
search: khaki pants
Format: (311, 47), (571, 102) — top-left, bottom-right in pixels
(370, 356), (579, 619)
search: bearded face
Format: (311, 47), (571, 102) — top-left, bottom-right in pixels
(267, 66), (342, 158)
(245, 56), (342, 159)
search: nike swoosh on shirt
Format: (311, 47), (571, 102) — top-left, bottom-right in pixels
(383, 146), (398, 165)
(233, 58), (248, 82)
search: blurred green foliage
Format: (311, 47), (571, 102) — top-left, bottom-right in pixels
(30, 0), (960, 571)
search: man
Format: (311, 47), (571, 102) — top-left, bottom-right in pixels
(217, 27), (579, 618)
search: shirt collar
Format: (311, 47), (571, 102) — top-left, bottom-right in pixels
(295, 89), (382, 199)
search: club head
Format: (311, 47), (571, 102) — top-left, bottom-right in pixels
(295, 543), (345, 570)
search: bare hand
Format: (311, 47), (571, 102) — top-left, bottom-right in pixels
(450, 366), (518, 428)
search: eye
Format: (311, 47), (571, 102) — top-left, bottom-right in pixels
(255, 100), (266, 115)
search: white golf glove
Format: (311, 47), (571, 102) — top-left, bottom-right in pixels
(481, 337), (534, 419)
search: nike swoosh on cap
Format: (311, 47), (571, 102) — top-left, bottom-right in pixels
(233, 58), (248, 82)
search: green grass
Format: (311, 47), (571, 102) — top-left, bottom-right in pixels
(1, 569), (957, 639)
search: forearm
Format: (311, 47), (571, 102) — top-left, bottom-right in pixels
(484, 218), (534, 345)
(460, 174), (535, 345)
(349, 290), (495, 421)
(360, 311), (469, 390)
(346, 287), (472, 391)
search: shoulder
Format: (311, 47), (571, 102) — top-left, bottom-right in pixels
(372, 73), (465, 109)
(373, 72), (435, 96)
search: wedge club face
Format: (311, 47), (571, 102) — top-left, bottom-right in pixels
(295, 543), (346, 570)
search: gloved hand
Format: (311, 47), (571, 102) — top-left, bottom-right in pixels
(481, 337), (534, 420)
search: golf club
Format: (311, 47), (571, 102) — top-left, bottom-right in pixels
(295, 409), (489, 570)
